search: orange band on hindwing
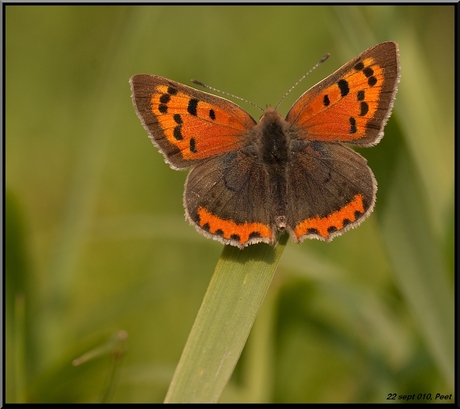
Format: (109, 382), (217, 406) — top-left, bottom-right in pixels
(196, 206), (273, 246)
(295, 194), (366, 240)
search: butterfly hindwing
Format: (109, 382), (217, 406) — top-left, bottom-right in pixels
(185, 150), (276, 248)
(285, 141), (376, 242)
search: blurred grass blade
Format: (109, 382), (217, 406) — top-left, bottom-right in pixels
(380, 148), (453, 388)
(6, 190), (32, 401)
(164, 234), (288, 403)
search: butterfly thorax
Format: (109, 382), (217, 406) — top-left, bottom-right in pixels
(255, 108), (290, 169)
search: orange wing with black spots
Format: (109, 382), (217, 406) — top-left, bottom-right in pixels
(130, 75), (257, 169)
(286, 42), (399, 146)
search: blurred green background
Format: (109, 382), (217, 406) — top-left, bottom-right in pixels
(6, 5), (454, 403)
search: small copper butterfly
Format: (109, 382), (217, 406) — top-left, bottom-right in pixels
(130, 42), (400, 249)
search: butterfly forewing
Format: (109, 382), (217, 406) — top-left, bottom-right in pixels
(130, 75), (257, 169)
(286, 42), (399, 146)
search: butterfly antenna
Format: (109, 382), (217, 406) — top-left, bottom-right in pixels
(191, 79), (264, 112)
(274, 53), (330, 110)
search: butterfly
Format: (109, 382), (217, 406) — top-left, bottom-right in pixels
(130, 42), (400, 249)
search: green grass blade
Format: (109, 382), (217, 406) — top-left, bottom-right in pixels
(164, 233), (288, 403)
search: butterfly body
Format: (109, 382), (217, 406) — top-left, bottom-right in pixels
(130, 42), (400, 248)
